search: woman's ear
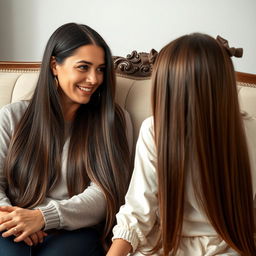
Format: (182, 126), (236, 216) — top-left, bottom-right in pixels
(50, 56), (58, 76)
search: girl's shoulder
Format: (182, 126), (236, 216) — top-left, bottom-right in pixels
(138, 116), (155, 148)
(140, 116), (154, 136)
(141, 116), (154, 128)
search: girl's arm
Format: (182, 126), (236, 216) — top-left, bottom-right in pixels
(108, 117), (159, 253)
(107, 239), (132, 256)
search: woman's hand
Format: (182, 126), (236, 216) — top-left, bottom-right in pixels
(0, 209), (9, 218)
(23, 231), (48, 246)
(0, 206), (45, 243)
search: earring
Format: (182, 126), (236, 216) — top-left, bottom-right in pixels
(54, 76), (59, 87)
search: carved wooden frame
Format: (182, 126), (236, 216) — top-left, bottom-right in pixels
(113, 49), (158, 79)
(0, 51), (255, 85)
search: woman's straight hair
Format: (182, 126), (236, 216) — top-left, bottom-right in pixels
(4, 23), (131, 245)
(151, 33), (256, 255)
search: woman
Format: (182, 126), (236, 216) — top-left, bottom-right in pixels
(0, 22), (132, 255)
(107, 33), (256, 255)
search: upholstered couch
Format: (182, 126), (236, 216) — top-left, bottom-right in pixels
(1, 51), (256, 156)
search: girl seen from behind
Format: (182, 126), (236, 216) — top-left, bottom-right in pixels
(107, 33), (256, 255)
(0, 22), (132, 256)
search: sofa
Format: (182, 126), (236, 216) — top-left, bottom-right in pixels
(1, 50), (256, 156)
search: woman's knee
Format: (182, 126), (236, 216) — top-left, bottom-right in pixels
(35, 227), (105, 256)
(0, 233), (31, 256)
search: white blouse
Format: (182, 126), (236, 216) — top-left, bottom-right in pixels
(112, 116), (256, 256)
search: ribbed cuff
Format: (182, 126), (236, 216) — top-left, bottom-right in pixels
(37, 202), (60, 230)
(112, 226), (139, 252)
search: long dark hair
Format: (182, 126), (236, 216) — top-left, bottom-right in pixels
(4, 23), (131, 243)
(152, 33), (256, 255)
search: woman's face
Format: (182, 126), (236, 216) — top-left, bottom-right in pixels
(51, 44), (105, 119)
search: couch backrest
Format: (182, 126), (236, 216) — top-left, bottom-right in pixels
(1, 52), (256, 156)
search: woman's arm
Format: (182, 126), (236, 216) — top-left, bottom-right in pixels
(0, 171), (106, 242)
(38, 108), (132, 231)
(37, 181), (106, 231)
(0, 105), (13, 206)
(0, 103), (106, 233)
(0, 103), (47, 245)
(0, 206), (45, 242)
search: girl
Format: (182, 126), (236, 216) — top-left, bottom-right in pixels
(107, 33), (256, 255)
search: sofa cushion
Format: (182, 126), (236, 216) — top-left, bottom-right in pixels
(115, 76), (152, 148)
(238, 84), (256, 117)
(11, 73), (38, 103)
(0, 73), (21, 108)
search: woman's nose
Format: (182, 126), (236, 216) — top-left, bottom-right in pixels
(86, 70), (98, 85)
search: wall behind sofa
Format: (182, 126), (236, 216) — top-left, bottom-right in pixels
(0, 0), (255, 74)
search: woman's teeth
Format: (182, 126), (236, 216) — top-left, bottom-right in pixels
(78, 86), (92, 92)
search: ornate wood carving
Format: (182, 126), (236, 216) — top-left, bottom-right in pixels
(113, 49), (158, 78)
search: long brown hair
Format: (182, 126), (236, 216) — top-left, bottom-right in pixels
(152, 33), (256, 255)
(4, 23), (131, 243)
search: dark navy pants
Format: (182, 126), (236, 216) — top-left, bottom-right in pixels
(0, 227), (104, 256)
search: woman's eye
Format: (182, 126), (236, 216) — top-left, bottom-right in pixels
(97, 67), (105, 73)
(78, 65), (89, 71)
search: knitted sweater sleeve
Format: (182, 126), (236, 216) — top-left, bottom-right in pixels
(38, 182), (106, 231)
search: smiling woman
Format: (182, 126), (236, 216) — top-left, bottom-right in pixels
(0, 22), (132, 256)
(51, 44), (106, 120)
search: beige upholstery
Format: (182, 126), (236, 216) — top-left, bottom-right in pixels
(116, 76), (152, 147)
(0, 73), (39, 106)
(0, 71), (152, 151)
(238, 85), (256, 117)
(1, 58), (256, 157)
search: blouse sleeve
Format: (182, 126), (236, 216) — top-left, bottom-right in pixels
(0, 106), (13, 206)
(112, 117), (159, 252)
